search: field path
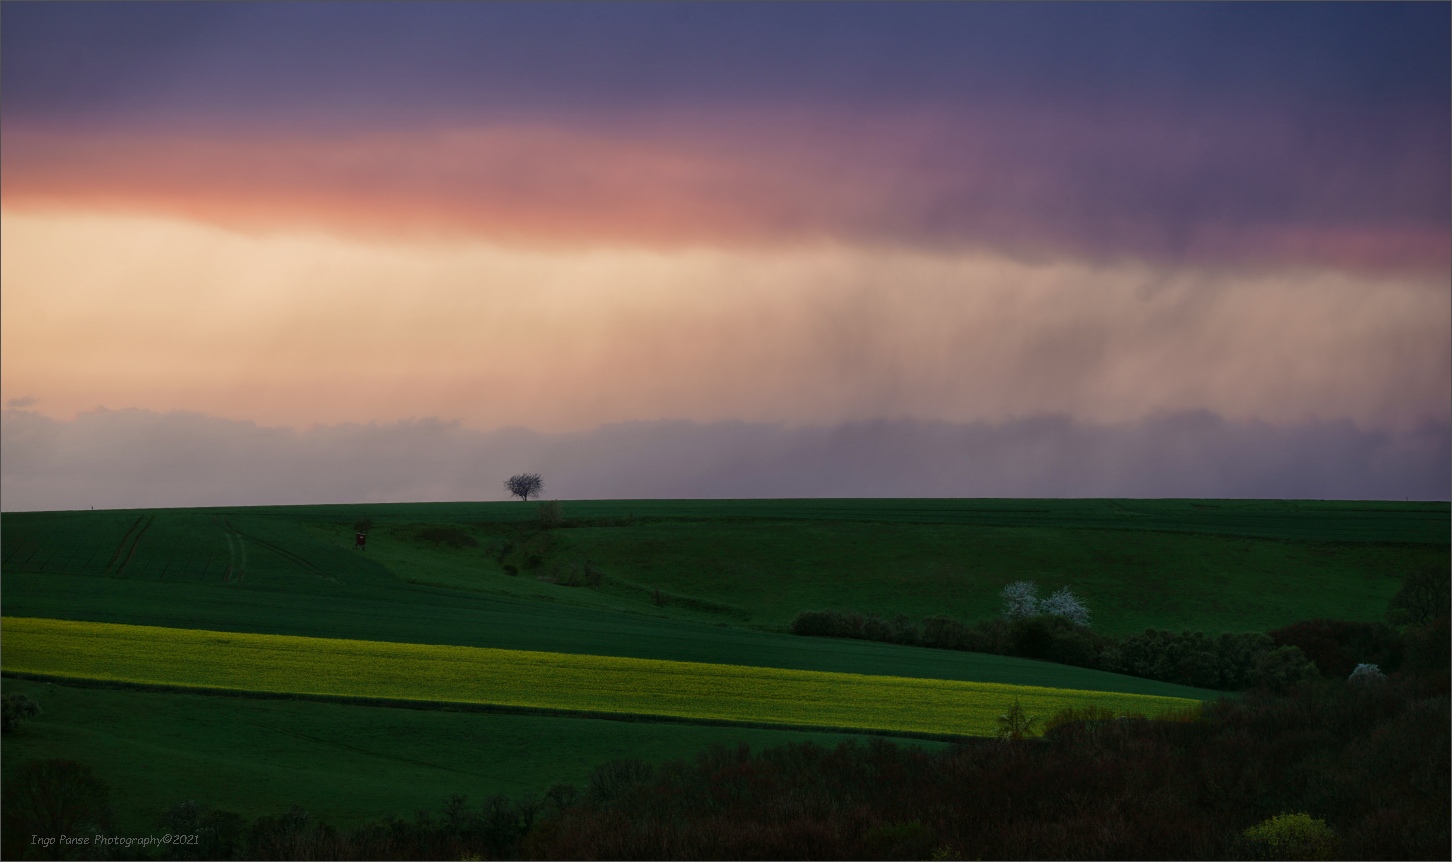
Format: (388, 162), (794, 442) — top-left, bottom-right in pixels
(2, 617), (1200, 739)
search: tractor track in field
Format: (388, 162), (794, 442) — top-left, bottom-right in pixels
(103, 515), (145, 574)
(112, 515), (155, 578)
(218, 517), (247, 584)
(224, 518), (336, 582)
(242, 719), (492, 778)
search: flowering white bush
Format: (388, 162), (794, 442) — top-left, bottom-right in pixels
(999, 580), (1039, 619)
(1041, 586), (1092, 627)
(1348, 662), (1385, 684)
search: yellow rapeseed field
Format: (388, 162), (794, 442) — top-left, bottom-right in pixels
(1, 617), (1198, 737)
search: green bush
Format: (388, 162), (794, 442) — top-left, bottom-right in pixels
(1008, 615), (1104, 668)
(2, 692), (41, 733)
(1250, 646), (1320, 693)
(1388, 566), (1450, 628)
(1242, 812), (1338, 860)
(1269, 619), (1404, 677)
(1, 759), (112, 859)
(1103, 629), (1274, 689)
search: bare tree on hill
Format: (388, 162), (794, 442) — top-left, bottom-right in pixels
(505, 473), (543, 502)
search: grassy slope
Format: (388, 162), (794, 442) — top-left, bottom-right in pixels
(4, 501), (1445, 638)
(1, 678), (886, 835)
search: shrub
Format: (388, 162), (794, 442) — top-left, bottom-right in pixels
(249, 804), (343, 860)
(995, 698), (1041, 741)
(1041, 703), (1122, 734)
(1008, 614), (1104, 668)
(920, 614), (971, 651)
(790, 610), (846, 637)
(2, 759), (112, 856)
(863, 821), (936, 860)
(586, 759), (655, 804)
(1105, 629), (1274, 690)
(2, 692), (41, 733)
(160, 800), (245, 861)
(1402, 613), (1451, 674)
(538, 500), (565, 529)
(1242, 813), (1339, 860)
(999, 580), (1039, 619)
(1040, 586), (1091, 626)
(1269, 618), (1404, 678)
(1347, 663), (1386, 685)
(789, 610), (920, 645)
(1251, 645), (1320, 693)
(1388, 566), (1450, 628)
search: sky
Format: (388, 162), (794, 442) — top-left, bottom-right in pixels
(2, 2), (1448, 508)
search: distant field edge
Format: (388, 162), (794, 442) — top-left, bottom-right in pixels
(0, 617), (1203, 739)
(0, 670), (974, 744)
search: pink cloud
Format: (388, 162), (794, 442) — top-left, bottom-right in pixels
(3, 104), (1446, 273)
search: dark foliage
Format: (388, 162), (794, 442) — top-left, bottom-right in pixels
(1388, 566), (1451, 628)
(793, 610), (1316, 692)
(789, 609), (921, 647)
(1270, 619), (1405, 678)
(537, 500), (564, 529)
(1403, 614), (1451, 674)
(1102, 629), (1291, 690)
(1, 759), (112, 860)
(160, 800), (246, 861)
(524, 676), (1449, 861)
(2, 691), (42, 733)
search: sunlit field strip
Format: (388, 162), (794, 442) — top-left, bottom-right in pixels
(1, 617), (1198, 737)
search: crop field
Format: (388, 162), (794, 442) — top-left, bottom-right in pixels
(3, 500), (1445, 636)
(0, 678), (880, 834)
(3, 617), (1203, 738)
(0, 572), (1218, 699)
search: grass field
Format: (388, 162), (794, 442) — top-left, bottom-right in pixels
(0, 678), (885, 835)
(3, 500), (1444, 636)
(3, 618), (1203, 738)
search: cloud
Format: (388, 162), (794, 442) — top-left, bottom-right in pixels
(3, 107), (1446, 271)
(4, 212), (1446, 435)
(2, 407), (1446, 512)
(5, 396), (37, 409)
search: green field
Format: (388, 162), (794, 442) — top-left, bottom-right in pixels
(0, 678), (882, 834)
(4, 500), (1444, 636)
(1, 498), (1444, 838)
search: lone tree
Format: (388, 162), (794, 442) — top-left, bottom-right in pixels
(505, 473), (543, 502)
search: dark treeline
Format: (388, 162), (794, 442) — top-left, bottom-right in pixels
(522, 675), (1449, 861)
(790, 607), (1328, 690)
(789, 569), (1446, 692)
(6, 671), (1447, 860)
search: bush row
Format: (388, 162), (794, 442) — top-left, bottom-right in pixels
(790, 609), (1424, 691)
(522, 674), (1449, 861)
